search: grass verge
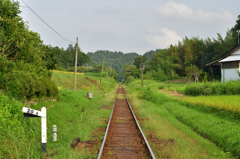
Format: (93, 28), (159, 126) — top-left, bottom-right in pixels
(0, 71), (117, 158)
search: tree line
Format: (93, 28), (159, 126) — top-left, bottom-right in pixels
(0, 0), (59, 99)
(122, 16), (240, 82)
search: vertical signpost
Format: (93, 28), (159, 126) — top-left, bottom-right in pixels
(74, 37), (78, 92)
(41, 107), (47, 152)
(22, 107), (47, 152)
(100, 56), (105, 85)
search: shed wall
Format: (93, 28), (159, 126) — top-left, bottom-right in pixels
(221, 67), (239, 82)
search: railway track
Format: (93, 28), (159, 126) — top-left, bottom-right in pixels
(97, 86), (156, 159)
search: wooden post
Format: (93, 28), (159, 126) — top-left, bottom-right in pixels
(107, 69), (109, 87)
(141, 56), (143, 87)
(74, 37), (78, 91)
(100, 56), (105, 85)
(210, 67), (213, 82)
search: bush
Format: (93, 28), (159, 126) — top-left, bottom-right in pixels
(41, 78), (59, 97)
(3, 71), (58, 99)
(125, 76), (135, 84)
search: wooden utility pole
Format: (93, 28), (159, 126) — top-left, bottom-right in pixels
(109, 67), (112, 79)
(100, 56), (105, 85)
(141, 56), (143, 87)
(74, 37), (78, 91)
(107, 68), (109, 87)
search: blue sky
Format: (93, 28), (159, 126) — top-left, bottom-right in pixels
(17, 0), (240, 54)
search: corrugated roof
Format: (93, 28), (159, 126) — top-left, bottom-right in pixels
(205, 58), (222, 67)
(221, 45), (240, 58)
(219, 55), (240, 63)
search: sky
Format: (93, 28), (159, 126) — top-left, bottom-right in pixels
(17, 0), (240, 55)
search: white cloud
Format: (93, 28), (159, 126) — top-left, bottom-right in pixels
(158, 1), (194, 18)
(146, 28), (182, 48)
(157, 1), (233, 23)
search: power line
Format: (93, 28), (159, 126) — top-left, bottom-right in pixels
(21, 0), (75, 44)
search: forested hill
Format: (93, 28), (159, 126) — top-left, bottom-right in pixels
(87, 50), (139, 79)
(87, 50), (157, 71)
(87, 50), (159, 81)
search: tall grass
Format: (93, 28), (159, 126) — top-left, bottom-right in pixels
(184, 81), (240, 96)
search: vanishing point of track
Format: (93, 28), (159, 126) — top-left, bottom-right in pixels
(97, 85), (156, 159)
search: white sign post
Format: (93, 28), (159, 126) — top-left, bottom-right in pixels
(53, 125), (57, 142)
(87, 92), (93, 100)
(41, 107), (47, 152)
(22, 107), (47, 152)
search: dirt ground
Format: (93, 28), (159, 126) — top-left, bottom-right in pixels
(159, 89), (186, 97)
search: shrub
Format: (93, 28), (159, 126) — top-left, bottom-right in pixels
(125, 76), (135, 84)
(40, 78), (59, 97)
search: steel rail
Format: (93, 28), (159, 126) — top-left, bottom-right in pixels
(97, 85), (156, 159)
(122, 87), (156, 159)
(97, 85), (119, 159)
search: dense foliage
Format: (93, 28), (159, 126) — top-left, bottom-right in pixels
(87, 50), (139, 81)
(144, 16), (240, 81)
(0, 0), (58, 99)
(54, 44), (91, 69)
(121, 16), (240, 82)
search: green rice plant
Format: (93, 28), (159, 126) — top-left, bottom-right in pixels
(182, 95), (240, 114)
(164, 102), (240, 157)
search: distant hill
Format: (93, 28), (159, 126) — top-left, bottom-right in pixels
(87, 50), (139, 81)
(143, 49), (163, 61)
(87, 49), (162, 81)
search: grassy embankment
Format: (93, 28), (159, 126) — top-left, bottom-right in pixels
(125, 79), (240, 158)
(0, 71), (117, 159)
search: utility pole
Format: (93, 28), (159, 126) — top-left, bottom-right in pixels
(141, 56), (144, 87)
(100, 56), (105, 85)
(107, 68), (109, 88)
(110, 67), (112, 79)
(74, 37), (78, 91)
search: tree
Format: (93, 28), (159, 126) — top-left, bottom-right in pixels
(185, 65), (203, 82)
(134, 56), (147, 69)
(121, 65), (137, 81)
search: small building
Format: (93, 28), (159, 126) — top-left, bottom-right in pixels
(206, 45), (240, 82)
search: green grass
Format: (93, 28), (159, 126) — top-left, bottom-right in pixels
(164, 102), (240, 157)
(0, 71), (117, 158)
(126, 85), (229, 158)
(52, 71), (116, 92)
(126, 79), (240, 158)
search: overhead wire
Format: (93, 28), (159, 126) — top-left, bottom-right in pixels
(20, 0), (75, 44)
